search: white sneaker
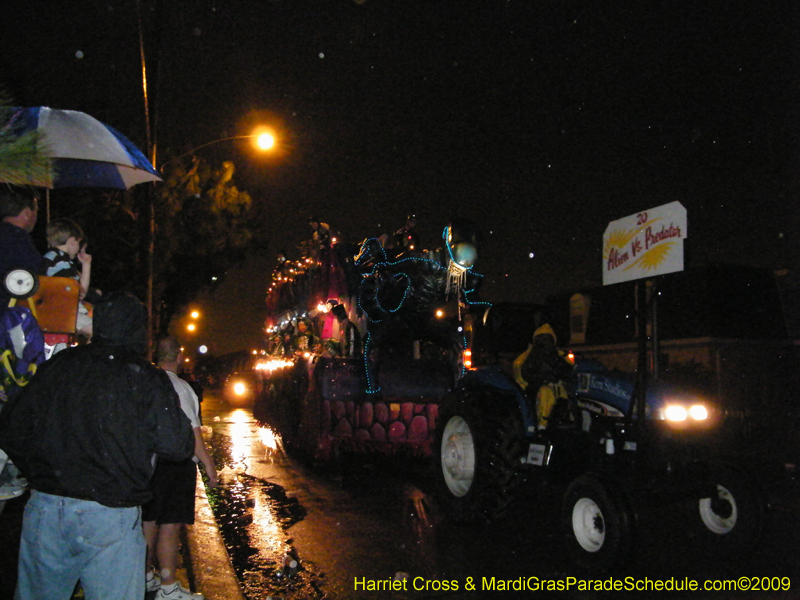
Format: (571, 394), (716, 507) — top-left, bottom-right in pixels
(156, 582), (204, 600)
(146, 570), (161, 593)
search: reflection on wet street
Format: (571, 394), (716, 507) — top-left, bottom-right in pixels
(202, 394), (472, 600)
(204, 406), (324, 599)
(201, 393), (800, 600)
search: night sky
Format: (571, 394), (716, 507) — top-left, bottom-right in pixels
(3, 1), (798, 352)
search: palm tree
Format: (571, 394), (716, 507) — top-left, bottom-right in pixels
(0, 95), (52, 188)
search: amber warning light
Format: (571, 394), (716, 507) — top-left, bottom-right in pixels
(464, 349), (473, 369)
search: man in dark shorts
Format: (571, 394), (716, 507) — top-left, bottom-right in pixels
(143, 337), (218, 600)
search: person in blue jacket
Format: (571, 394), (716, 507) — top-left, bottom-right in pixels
(0, 188), (42, 308)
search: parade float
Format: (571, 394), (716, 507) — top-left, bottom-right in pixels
(253, 218), (487, 460)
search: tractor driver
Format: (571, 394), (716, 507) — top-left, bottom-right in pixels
(513, 323), (575, 429)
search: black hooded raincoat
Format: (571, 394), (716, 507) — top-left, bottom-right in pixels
(0, 293), (194, 507)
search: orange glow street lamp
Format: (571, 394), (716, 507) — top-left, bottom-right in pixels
(158, 129), (278, 170)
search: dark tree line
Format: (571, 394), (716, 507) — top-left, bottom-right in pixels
(38, 155), (266, 340)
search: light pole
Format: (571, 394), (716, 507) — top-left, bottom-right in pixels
(137, 0), (277, 355)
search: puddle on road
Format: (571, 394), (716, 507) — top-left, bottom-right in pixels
(204, 414), (452, 599)
(205, 429), (328, 599)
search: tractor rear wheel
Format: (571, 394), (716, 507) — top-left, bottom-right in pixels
(435, 392), (524, 523)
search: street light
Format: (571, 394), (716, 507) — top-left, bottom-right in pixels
(158, 130), (278, 170)
(185, 307), (200, 334)
(256, 132), (275, 150)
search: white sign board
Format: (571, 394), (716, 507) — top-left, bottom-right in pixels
(603, 201), (687, 286)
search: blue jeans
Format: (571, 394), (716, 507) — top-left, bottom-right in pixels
(15, 490), (145, 600)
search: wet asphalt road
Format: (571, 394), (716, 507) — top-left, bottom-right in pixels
(201, 392), (800, 600)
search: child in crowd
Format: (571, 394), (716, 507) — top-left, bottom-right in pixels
(42, 218), (97, 338)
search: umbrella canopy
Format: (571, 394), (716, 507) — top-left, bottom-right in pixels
(3, 107), (160, 190)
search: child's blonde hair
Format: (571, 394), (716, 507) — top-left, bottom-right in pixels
(46, 218), (84, 247)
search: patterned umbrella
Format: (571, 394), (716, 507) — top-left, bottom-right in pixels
(1, 106), (160, 190)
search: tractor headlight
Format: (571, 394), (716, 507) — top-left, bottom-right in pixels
(688, 404), (708, 421)
(662, 403), (710, 423)
(664, 405), (688, 422)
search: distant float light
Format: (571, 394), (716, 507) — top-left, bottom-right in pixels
(198, 345), (208, 354)
(529, 252), (535, 259)
(190, 310), (200, 319)
(255, 358), (294, 372)
(187, 324), (196, 332)
(435, 309), (445, 318)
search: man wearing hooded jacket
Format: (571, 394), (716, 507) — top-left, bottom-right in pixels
(0, 292), (195, 600)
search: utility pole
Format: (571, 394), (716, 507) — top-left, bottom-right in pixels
(137, 0), (156, 358)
